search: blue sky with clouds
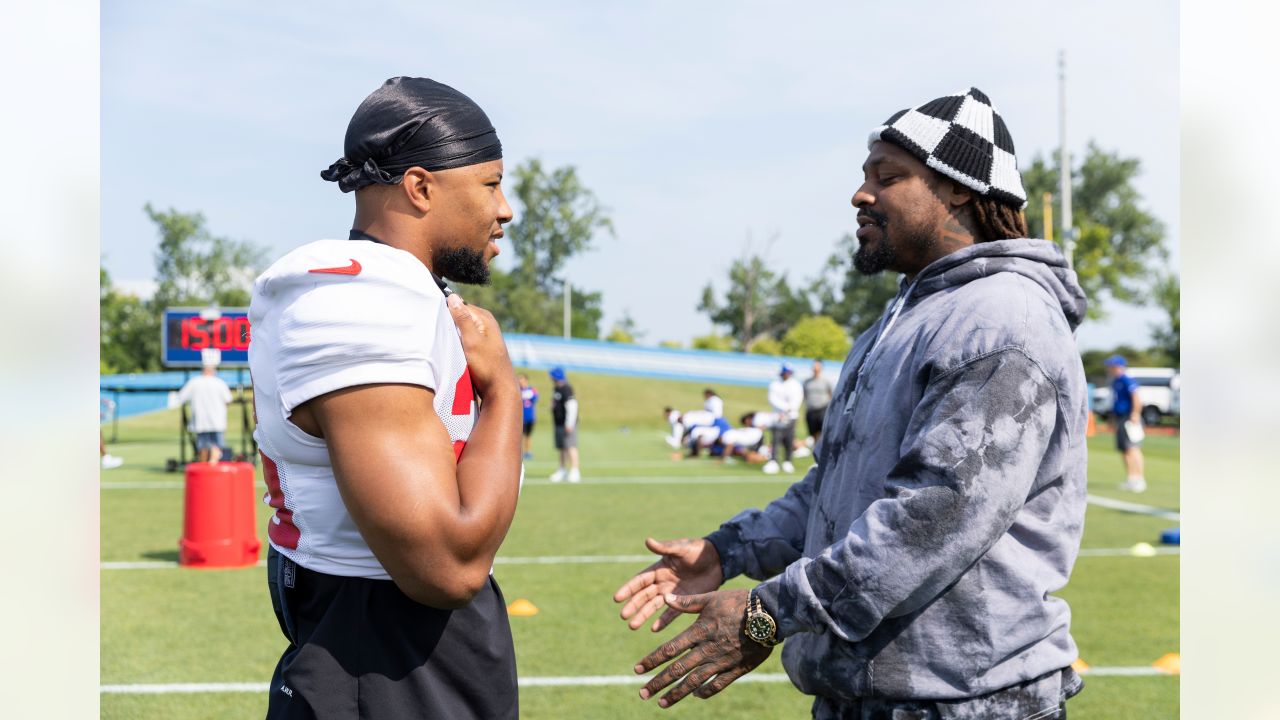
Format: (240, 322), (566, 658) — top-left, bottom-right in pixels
(101, 0), (1178, 350)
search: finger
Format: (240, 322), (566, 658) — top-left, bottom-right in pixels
(651, 605), (682, 633)
(657, 664), (720, 709)
(618, 582), (661, 619)
(640, 646), (710, 701)
(612, 566), (661, 603)
(693, 665), (749, 699)
(627, 592), (668, 630)
(664, 592), (710, 614)
(636, 626), (699, 674)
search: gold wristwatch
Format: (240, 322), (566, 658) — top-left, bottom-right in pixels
(744, 588), (780, 647)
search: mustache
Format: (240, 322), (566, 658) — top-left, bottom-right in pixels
(859, 209), (889, 226)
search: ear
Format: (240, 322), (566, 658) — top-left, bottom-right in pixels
(946, 179), (974, 209)
(400, 167), (434, 215)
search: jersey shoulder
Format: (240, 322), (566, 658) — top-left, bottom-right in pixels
(254, 240), (440, 303)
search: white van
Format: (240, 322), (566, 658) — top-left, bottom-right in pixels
(1091, 367), (1180, 425)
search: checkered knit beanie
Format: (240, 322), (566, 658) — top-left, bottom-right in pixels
(868, 87), (1026, 209)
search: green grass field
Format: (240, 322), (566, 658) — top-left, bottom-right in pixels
(100, 371), (1179, 718)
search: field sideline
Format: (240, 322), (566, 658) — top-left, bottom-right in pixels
(101, 371), (1179, 719)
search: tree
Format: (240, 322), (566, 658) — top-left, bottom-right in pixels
(808, 233), (900, 339)
(100, 207), (267, 373)
(1020, 143), (1167, 319)
(1148, 272), (1180, 366)
(747, 336), (783, 356)
(1080, 345), (1166, 383)
(698, 243), (811, 350)
(453, 159), (612, 338)
(100, 267), (162, 374)
(146, 204), (266, 310)
(691, 333), (735, 352)
(604, 311), (643, 344)
(780, 315), (851, 360)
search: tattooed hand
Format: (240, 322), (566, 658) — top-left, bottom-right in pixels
(634, 589), (772, 708)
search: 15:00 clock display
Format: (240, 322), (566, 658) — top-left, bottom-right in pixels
(162, 308), (251, 368)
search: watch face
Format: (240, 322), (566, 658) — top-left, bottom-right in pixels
(748, 614), (775, 640)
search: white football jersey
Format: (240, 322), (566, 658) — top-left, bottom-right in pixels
(249, 239), (477, 578)
(720, 427), (764, 448)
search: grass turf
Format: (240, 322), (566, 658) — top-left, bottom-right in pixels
(101, 371), (1179, 718)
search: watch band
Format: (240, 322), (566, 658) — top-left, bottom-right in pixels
(745, 588), (780, 647)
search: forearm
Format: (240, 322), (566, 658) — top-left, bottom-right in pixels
(318, 381), (522, 607)
(453, 382), (523, 563)
(705, 466), (816, 581)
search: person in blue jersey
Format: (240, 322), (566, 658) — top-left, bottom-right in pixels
(518, 373), (539, 460)
(1105, 355), (1147, 492)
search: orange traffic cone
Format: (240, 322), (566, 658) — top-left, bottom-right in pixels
(1086, 411), (1096, 438)
(507, 598), (539, 617)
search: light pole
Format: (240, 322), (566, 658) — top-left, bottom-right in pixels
(1059, 50), (1076, 270)
(563, 278), (571, 339)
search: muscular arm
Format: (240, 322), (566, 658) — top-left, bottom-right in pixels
(296, 378), (522, 609)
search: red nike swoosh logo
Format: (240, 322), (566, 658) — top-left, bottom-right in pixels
(308, 259), (361, 275)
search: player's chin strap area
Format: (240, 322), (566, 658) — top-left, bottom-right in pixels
(348, 228), (455, 298)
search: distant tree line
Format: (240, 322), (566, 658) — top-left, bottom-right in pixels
(101, 145), (1178, 373)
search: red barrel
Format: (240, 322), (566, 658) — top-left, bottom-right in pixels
(179, 462), (262, 568)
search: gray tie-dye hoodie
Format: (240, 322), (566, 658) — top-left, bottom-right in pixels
(707, 239), (1089, 710)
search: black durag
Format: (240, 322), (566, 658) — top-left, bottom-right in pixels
(321, 77), (502, 193)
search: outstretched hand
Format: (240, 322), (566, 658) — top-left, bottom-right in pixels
(633, 589), (772, 708)
(613, 537), (724, 632)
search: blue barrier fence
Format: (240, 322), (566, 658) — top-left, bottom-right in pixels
(100, 335), (840, 420)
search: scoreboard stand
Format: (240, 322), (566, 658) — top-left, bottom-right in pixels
(162, 307), (257, 472)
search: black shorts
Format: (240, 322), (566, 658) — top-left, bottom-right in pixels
(522, 419), (535, 437)
(266, 547), (518, 719)
(805, 407), (827, 436)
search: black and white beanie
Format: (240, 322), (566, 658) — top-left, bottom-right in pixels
(868, 87), (1026, 209)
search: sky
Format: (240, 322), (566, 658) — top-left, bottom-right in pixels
(101, 0), (1179, 351)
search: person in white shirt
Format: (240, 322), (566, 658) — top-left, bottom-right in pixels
(250, 76), (522, 720)
(703, 388), (724, 418)
(177, 351), (232, 464)
(763, 363), (804, 474)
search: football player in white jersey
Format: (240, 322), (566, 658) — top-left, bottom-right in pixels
(251, 77), (522, 720)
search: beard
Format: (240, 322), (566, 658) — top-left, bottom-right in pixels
(853, 210), (934, 276)
(434, 245), (491, 285)
(853, 235), (898, 275)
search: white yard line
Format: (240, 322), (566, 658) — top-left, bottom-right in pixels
(100, 666), (1174, 694)
(1085, 494), (1181, 521)
(101, 547), (1176, 571)
(1077, 546), (1180, 557)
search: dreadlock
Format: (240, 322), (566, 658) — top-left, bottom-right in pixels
(971, 196), (1028, 242)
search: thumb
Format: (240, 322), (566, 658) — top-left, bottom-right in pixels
(645, 537), (677, 556)
(447, 294), (481, 332)
(665, 592), (710, 614)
